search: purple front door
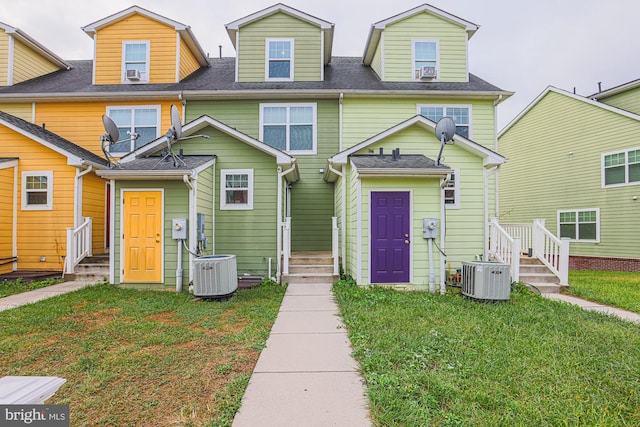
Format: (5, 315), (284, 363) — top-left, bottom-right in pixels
(371, 191), (410, 283)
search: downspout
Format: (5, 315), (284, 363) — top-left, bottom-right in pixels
(440, 173), (451, 294)
(484, 166), (500, 260)
(179, 174), (195, 292)
(74, 165), (93, 227)
(277, 164), (296, 282)
(328, 161), (346, 272)
(339, 93), (344, 152)
(493, 95), (503, 216)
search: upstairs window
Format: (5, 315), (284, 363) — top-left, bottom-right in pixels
(418, 105), (471, 139)
(106, 106), (160, 154)
(444, 170), (460, 209)
(260, 103), (316, 154)
(558, 209), (599, 242)
(413, 40), (438, 81)
(123, 41), (149, 83)
(22, 171), (52, 210)
(221, 169), (253, 210)
(603, 148), (640, 187)
(266, 39), (293, 81)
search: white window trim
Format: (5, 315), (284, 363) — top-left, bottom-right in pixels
(122, 40), (150, 84)
(22, 171), (53, 211)
(220, 169), (254, 211)
(601, 146), (640, 188)
(444, 169), (460, 209)
(105, 105), (161, 154)
(259, 103), (317, 155)
(265, 38), (294, 82)
(412, 39), (440, 82)
(417, 104), (473, 139)
(557, 208), (600, 243)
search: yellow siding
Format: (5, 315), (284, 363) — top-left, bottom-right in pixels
(179, 36), (200, 80)
(383, 12), (468, 82)
(0, 30), (9, 85)
(12, 39), (60, 84)
(0, 126), (75, 271)
(0, 103), (32, 121)
(94, 14), (178, 84)
(238, 12), (322, 82)
(371, 40), (383, 79)
(82, 173), (107, 254)
(34, 101), (181, 157)
(0, 166), (15, 274)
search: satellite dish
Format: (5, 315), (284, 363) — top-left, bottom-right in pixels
(102, 115), (120, 143)
(435, 117), (456, 143)
(170, 104), (182, 140)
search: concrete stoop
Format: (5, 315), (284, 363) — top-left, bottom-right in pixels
(519, 256), (568, 293)
(64, 254), (109, 283)
(283, 251), (339, 285)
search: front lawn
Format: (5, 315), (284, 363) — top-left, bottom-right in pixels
(568, 270), (640, 314)
(0, 277), (62, 298)
(0, 281), (285, 426)
(334, 280), (640, 427)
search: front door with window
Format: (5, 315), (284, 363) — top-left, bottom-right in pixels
(370, 191), (410, 283)
(123, 191), (162, 283)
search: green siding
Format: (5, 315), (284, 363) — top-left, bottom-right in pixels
(237, 12), (323, 82)
(383, 12), (468, 82)
(195, 164), (215, 254)
(599, 86), (640, 116)
(499, 90), (640, 259)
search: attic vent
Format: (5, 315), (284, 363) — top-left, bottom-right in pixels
(419, 66), (437, 80)
(126, 69), (141, 81)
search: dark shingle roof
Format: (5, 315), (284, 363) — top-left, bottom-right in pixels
(114, 155), (215, 171)
(0, 57), (509, 96)
(350, 154), (451, 170)
(0, 110), (109, 167)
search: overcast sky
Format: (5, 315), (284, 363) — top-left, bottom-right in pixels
(2, 0), (639, 129)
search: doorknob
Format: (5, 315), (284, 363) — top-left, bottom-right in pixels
(404, 239), (410, 244)
(404, 233), (409, 238)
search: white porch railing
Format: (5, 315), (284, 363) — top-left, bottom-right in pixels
(488, 217), (520, 282)
(332, 216), (339, 275)
(282, 217), (291, 275)
(492, 218), (570, 285)
(65, 217), (92, 274)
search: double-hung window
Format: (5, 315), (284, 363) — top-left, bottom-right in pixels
(413, 40), (438, 80)
(266, 39), (293, 81)
(260, 103), (316, 154)
(603, 148), (640, 187)
(22, 171), (52, 210)
(418, 105), (471, 139)
(220, 169), (253, 210)
(444, 170), (460, 209)
(558, 209), (599, 242)
(106, 106), (160, 154)
(123, 41), (150, 83)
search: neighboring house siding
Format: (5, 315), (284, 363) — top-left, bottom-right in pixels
(0, 103), (32, 122)
(12, 39), (59, 85)
(82, 173), (107, 255)
(370, 40), (383, 79)
(34, 101), (179, 157)
(0, 30), (9, 86)
(237, 12), (322, 82)
(94, 14), (177, 84)
(598, 86), (640, 116)
(499, 90), (640, 259)
(179, 36), (200, 80)
(342, 97), (495, 149)
(0, 166), (14, 274)
(383, 12), (468, 82)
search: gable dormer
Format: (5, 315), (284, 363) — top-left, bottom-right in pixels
(81, 6), (208, 85)
(225, 3), (334, 83)
(0, 22), (70, 86)
(363, 4), (478, 83)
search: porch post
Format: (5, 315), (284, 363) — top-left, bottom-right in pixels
(559, 237), (570, 285)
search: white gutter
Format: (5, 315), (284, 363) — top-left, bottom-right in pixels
(74, 165), (93, 227)
(354, 160), (363, 285)
(108, 180), (115, 285)
(179, 174), (196, 293)
(484, 166), (500, 259)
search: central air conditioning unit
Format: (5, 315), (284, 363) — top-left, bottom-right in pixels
(419, 66), (437, 79)
(126, 69), (141, 81)
(462, 261), (511, 301)
(192, 255), (238, 299)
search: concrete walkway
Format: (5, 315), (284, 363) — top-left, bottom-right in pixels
(232, 282), (371, 427)
(542, 293), (640, 324)
(0, 281), (96, 312)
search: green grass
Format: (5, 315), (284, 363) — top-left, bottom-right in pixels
(0, 277), (62, 298)
(334, 280), (640, 427)
(0, 281), (286, 426)
(568, 270), (640, 314)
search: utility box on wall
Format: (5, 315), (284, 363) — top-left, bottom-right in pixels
(172, 218), (187, 240)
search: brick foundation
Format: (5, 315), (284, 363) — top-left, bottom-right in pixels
(569, 256), (640, 272)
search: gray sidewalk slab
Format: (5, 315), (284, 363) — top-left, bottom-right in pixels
(271, 310), (345, 334)
(543, 293), (640, 324)
(0, 281), (96, 312)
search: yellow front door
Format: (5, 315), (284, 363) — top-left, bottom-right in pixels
(123, 191), (162, 283)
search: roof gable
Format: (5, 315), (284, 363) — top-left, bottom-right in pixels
(499, 86), (640, 137)
(330, 115), (504, 167)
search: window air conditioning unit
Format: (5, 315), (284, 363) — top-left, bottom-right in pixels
(192, 255), (238, 299)
(126, 69), (141, 81)
(419, 66), (437, 79)
(462, 261), (511, 301)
